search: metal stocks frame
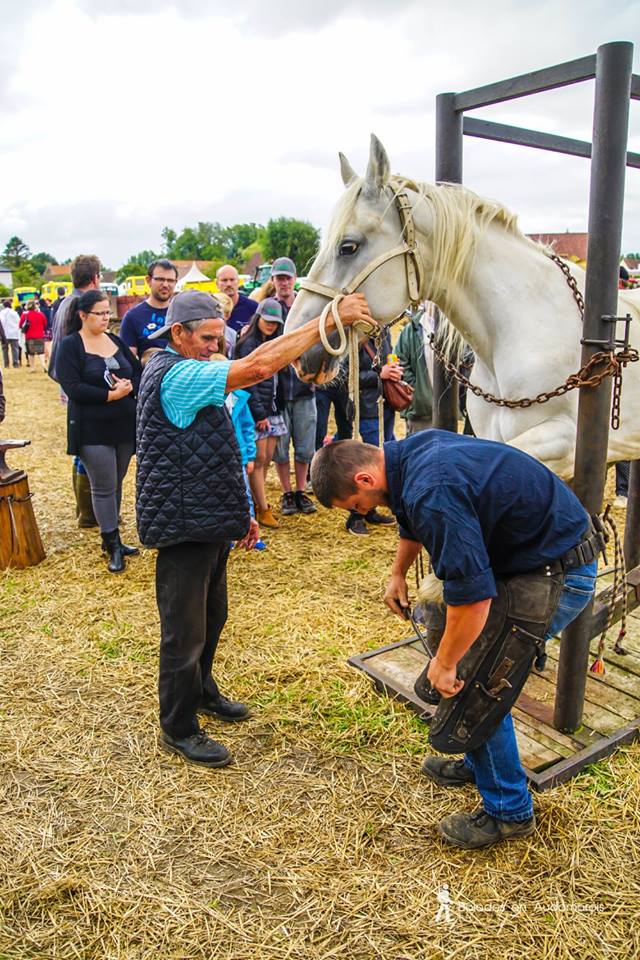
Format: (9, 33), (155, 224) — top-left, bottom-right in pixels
(350, 43), (640, 788)
(433, 41), (640, 738)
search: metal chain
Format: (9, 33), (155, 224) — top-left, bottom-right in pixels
(427, 254), (638, 424)
(428, 334), (639, 410)
(548, 253), (585, 317)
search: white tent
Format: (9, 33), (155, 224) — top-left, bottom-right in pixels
(176, 261), (211, 290)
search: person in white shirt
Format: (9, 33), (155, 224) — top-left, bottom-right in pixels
(0, 300), (21, 368)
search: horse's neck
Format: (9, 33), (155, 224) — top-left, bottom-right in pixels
(419, 218), (573, 373)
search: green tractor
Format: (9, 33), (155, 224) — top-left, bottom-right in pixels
(240, 263), (273, 294)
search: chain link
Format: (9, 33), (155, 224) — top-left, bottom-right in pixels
(548, 254), (585, 317)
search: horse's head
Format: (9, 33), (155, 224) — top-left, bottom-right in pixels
(285, 135), (422, 384)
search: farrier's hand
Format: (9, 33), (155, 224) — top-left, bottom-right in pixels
(335, 293), (375, 330)
(384, 573), (410, 619)
(237, 518), (260, 550)
(427, 657), (464, 698)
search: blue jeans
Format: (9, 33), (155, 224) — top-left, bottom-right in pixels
(463, 560), (597, 822)
(359, 406), (396, 447)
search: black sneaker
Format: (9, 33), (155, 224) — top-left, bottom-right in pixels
(294, 490), (317, 514)
(346, 513), (369, 536)
(438, 808), (535, 849)
(159, 729), (232, 768)
(365, 508), (396, 526)
(421, 756), (475, 787)
(199, 694), (251, 722)
(280, 491), (299, 516)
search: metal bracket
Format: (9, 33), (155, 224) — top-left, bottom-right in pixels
(581, 313), (633, 351)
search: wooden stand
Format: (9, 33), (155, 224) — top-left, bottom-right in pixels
(0, 472), (46, 570)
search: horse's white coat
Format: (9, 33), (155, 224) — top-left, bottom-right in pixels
(286, 137), (640, 478)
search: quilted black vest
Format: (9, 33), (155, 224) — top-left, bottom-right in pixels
(136, 350), (250, 548)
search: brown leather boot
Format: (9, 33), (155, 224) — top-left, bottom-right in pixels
(74, 464), (98, 528)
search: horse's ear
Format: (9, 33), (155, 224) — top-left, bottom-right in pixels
(339, 152), (358, 187)
(363, 133), (390, 197)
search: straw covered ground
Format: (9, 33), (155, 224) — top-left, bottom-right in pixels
(0, 365), (639, 960)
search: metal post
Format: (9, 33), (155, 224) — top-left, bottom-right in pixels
(624, 461), (640, 571)
(554, 41), (634, 732)
(433, 93), (461, 432)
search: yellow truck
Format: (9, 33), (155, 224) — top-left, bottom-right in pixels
(11, 286), (39, 310)
(41, 280), (72, 303)
(123, 275), (150, 297)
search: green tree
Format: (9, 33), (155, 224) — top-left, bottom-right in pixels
(12, 262), (41, 288)
(115, 250), (158, 283)
(3, 236), (31, 270)
(31, 251), (59, 275)
(0, 283), (10, 298)
(263, 218), (320, 275)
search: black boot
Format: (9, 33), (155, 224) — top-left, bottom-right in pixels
(116, 531), (139, 557)
(101, 529), (125, 573)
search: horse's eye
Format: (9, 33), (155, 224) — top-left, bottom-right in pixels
(339, 240), (359, 257)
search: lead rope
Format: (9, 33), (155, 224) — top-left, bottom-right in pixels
(318, 294), (365, 441)
(590, 505), (628, 676)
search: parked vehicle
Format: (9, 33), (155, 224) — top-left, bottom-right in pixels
(11, 286), (39, 309)
(123, 275), (150, 297)
(41, 280), (72, 302)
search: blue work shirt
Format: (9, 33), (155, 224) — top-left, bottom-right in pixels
(384, 430), (590, 606)
(159, 347), (231, 428)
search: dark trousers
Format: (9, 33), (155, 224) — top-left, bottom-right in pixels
(315, 384), (353, 449)
(156, 539), (231, 738)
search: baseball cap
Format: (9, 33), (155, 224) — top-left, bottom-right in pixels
(148, 289), (223, 340)
(255, 297), (284, 325)
(271, 256), (297, 278)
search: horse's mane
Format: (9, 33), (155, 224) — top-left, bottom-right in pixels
(326, 173), (550, 363)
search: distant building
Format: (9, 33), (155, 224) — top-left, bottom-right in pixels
(0, 263), (12, 288)
(42, 263), (73, 281)
(527, 231), (588, 268)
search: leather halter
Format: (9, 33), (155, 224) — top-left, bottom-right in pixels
(297, 189), (424, 355)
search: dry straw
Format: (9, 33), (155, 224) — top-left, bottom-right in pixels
(0, 367), (638, 959)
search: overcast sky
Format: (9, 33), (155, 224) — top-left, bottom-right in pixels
(1, 0), (639, 268)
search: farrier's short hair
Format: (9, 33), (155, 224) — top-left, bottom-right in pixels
(310, 440), (379, 508)
(71, 254), (101, 289)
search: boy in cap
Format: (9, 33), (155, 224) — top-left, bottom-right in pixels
(270, 257), (318, 518)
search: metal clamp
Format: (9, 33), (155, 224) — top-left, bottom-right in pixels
(581, 313), (633, 350)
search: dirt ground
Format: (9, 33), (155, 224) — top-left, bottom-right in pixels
(0, 365), (639, 960)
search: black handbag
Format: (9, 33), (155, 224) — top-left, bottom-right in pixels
(421, 569), (563, 754)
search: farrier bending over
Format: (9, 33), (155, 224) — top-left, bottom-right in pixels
(136, 289), (374, 770)
(310, 431), (600, 850)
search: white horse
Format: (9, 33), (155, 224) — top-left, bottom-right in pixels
(285, 135), (640, 479)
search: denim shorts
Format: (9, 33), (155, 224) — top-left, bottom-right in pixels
(274, 396), (317, 464)
(255, 414), (287, 441)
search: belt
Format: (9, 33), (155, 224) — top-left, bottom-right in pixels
(559, 516), (606, 571)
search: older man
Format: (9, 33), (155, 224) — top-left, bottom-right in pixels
(216, 264), (257, 334)
(310, 432), (600, 849)
(136, 288), (373, 769)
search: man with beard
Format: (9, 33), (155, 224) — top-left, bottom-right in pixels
(119, 259), (178, 358)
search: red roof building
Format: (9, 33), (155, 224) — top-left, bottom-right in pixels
(527, 232), (589, 262)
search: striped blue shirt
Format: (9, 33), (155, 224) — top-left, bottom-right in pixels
(159, 347), (231, 428)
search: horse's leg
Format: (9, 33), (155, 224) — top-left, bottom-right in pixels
(504, 416), (576, 479)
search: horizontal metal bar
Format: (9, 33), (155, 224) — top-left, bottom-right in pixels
(454, 54), (596, 111)
(463, 116), (640, 169)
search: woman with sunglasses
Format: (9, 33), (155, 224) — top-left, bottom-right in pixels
(56, 289), (142, 572)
